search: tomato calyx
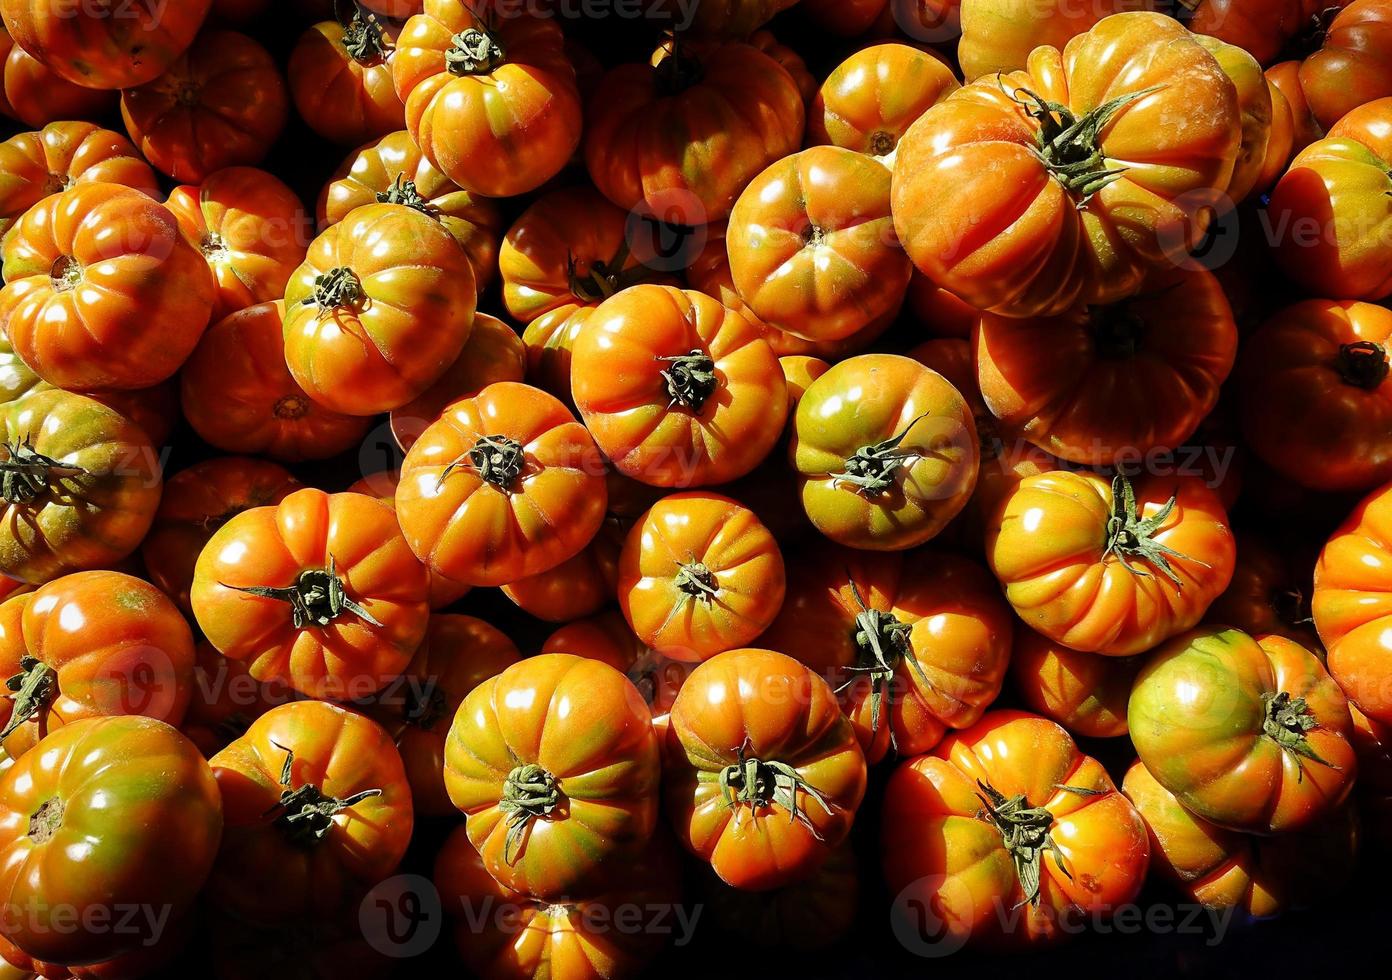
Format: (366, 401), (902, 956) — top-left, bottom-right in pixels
(273, 395), (311, 420)
(401, 679), (448, 730)
(49, 254), (83, 292)
(376, 174), (436, 217)
(223, 555), (384, 629)
(1, 655), (56, 741)
(719, 740), (834, 838)
(266, 743), (383, 847)
(339, 1), (390, 65)
(0, 438), (87, 504)
(869, 131), (897, 158)
(499, 763), (562, 863)
(838, 580), (934, 743)
(27, 797), (64, 844)
(1102, 475), (1192, 588)
(657, 350), (719, 412)
(1090, 304), (1146, 360)
(304, 267), (365, 313)
(654, 36), (705, 96)
(200, 231), (229, 261)
(975, 781), (1101, 907)
(1285, 6), (1343, 61)
(831, 413), (929, 495)
(568, 238), (640, 304)
(1335, 341), (1390, 389)
(1262, 691), (1339, 778)
(675, 561), (719, 603)
(1010, 85), (1160, 204)
(440, 435), (527, 490)
(445, 28), (505, 76)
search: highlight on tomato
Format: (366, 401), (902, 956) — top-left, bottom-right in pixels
(1194, 32), (1274, 206)
(1010, 625), (1140, 739)
(957, 0), (1150, 80)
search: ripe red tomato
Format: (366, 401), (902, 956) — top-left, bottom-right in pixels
(1, 182), (216, 391)
(894, 12), (1240, 317)
(761, 543), (1012, 762)
(0, 0), (211, 89)
(444, 653), (660, 899)
(0, 23), (113, 127)
(1011, 627), (1139, 738)
(318, 129), (503, 289)
(393, 2), (581, 197)
(0, 389), (162, 585)
(140, 457), (302, 615)
(191, 487), (431, 700)
(0, 717), (221, 965)
(1279, 0), (1392, 130)
(397, 382), (608, 587)
(165, 167), (311, 323)
(664, 648), (867, 890)
(0, 571), (195, 760)
(502, 518), (623, 624)
(572, 285), (789, 488)
(289, 8), (403, 146)
(881, 710), (1150, 949)
(207, 700), (413, 924)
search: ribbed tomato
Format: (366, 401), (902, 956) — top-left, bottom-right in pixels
(957, 0), (1160, 80)
(0, 23), (113, 127)
(1010, 626), (1139, 738)
(502, 518), (622, 624)
(1195, 33), (1274, 205)
(289, 7), (403, 145)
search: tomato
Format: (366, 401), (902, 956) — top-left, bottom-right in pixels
(1268, 98), (1392, 299)
(990, 472), (1235, 655)
(1349, 704), (1392, 847)
(702, 842), (858, 952)
(0, 0), (210, 90)
(1209, 534), (1321, 648)
(283, 202), (477, 416)
(393, 2), (581, 197)
(207, 700), (413, 924)
(617, 492), (784, 663)
(0, 182), (216, 391)
(894, 12), (1240, 317)
(364, 614), (519, 817)
(120, 30), (289, 184)
(502, 518), (623, 624)
(585, 39), (804, 224)
(790, 353), (978, 551)
(974, 266), (1238, 466)
(444, 653), (660, 899)
(0, 571), (194, 765)
(1121, 761), (1359, 917)
(0, 913), (192, 979)
(0, 718), (215, 964)
(181, 640), (292, 759)
(1011, 627), (1138, 739)
(1239, 301), (1392, 491)
(140, 457), (302, 615)
(1289, 0), (1392, 130)
(1195, 34), (1273, 205)
(396, 382), (608, 587)
(665, 648), (865, 890)
(0, 390), (161, 585)
(289, 7), (403, 146)
(761, 543), (1011, 762)
(957, 0), (1159, 80)
(727, 146), (911, 343)
(1188, 0), (1347, 65)
(779, 355), (830, 409)
(572, 285), (788, 488)
(882, 710), (1148, 948)
(1257, 64), (1317, 192)
(0, 23), (112, 128)
(1129, 627), (1355, 834)
(180, 301), (372, 461)
(437, 825), (680, 980)
(165, 167), (311, 323)
(809, 43), (959, 163)
(191, 487), (431, 701)
(318, 129), (503, 289)
(389, 313), (526, 453)
(749, 29), (815, 103)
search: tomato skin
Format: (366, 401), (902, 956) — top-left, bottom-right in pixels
(289, 16), (403, 146)
(809, 43), (959, 162)
(665, 649), (865, 890)
(1189, 0), (1347, 65)
(393, 3), (580, 197)
(0, 0), (210, 90)
(503, 519), (622, 624)
(140, 457), (302, 615)
(1239, 301), (1392, 491)
(1010, 627), (1138, 738)
(989, 471), (1235, 656)
(894, 13), (1239, 317)
(881, 710), (1149, 949)
(1208, 534), (1321, 649)
(728, 146), (911, 343)
(397, 382), (608, 587)
(957, 0), (1159, 81)
(180, 301), (372, 461)
(1195, 34), (1273, 205)
(702, 841), (859, 952)
(120, 30), (288, 184)
(0, 24), (113, 127)
(0, 716), (221, 965)
(1122, 760), (1359, 917)
(1295, 0), (1392, 130)
(208, 700), (414, 925)
(0, 390), (162, 585)
(445, 653), (660, 900)
(181, 640), (292, 759)
(761, 543), (1011, 762)
(191, 487), (431, 701)
(584, 40), (804, 223)
(1, 182), (216, 391)
(165, 167), (312, 323)
(974, 267), (1237, 466)
(283, 202), (478, 416)
(619, 493), (784, 663)
(364, 614), (519, 817)
(318, 129), (503, 289)
(791, 353), (978, 551)
(572, 285), (789, 488)
(1130, 628), (1355, 834)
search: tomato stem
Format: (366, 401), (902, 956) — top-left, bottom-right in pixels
(0, 438), (87, 504)
(339, 2), (390, 64)
(1101, 475), (1195, 588)
(268, 743), (382, 847)
(375, 175), (436, 218)
(1262, 691), (1340, 778)
(831, 413), (930, 495)
(2, 655), (56, 741)
(838, 580), (938, 744)
(975, 781), (1071, 908)
(869, 130), (897, 157)
(719, 740), (834, 839)
(654, 32), (704, 95)
(657, 350), (718, 413)
(27, 797), (64, 844)
(439, 435), (527, 490)
(222, 555), (383, 629)
(567, 236), (634, 304)
(1336, 341), (1389, 389)
(273, 395), (311, 420)
(499, 763), (562, 863)
(675, 562), (719, 602)
(1010, 85), (1160, 203)
(49, 255), (83, 292)
(200, 231), (229, 260)
(303, 267), (364, 313)
(446, 27), (505, 76)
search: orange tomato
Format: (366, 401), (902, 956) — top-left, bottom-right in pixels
(181, 640), (294, 759)
(0, 23), (113, 128)
(289, 9), (404, 146)
(1293, 0), (1392, 131)
(502, 518), (623, 624)
(1194, 33), (1274, 205)
(1010, 626), (1139, 738)
(957, 0), (1158, 80)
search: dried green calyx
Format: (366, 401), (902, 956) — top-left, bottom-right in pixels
(2, 655), (56, 741)
(658, 350), (719, 412)
(0, 439), (86, 504)
(1101, 475), (1193, 588)
(268, 743), (382, 847)
(832, 413), (929, 495)
(720, 739), (834, 839)
(499, 762), (561, 863)
(224, 555), (383, 630)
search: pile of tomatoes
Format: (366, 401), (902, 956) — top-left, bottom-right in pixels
(1, 0), (1392, 976)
